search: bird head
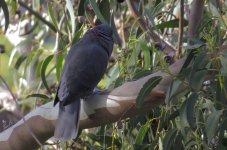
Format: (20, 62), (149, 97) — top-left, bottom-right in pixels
(91, 24), (114, 57)
(94, 24), (113, 37)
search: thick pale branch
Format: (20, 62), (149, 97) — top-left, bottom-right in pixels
(0, 58), (186, 150)
(187, 0), (205, 40)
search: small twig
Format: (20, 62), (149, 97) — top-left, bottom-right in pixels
(0, 75), (44, 149)
(176, 0), (184, 59)
(18, 0), (57, 32)
(115, 104), (134, 129)
(120, 15), (126, 49)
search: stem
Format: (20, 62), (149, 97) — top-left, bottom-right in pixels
(176, 0), (184, 58)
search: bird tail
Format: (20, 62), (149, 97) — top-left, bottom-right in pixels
(54, 99), (81, 140)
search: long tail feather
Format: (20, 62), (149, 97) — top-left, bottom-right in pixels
(54, 99), (81, 140)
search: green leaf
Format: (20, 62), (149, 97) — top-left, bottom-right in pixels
(14, 54), (27, 70)
(99, 63), (120, 89)
(189, 52), (209, 91)
(72, 24), (84, 44)
(163, 129), (177, 150)
(152, 2), (167, 15)
(184, 43), (204, 50)
(135, 121), (151, 145)
(165, 79), (182, 104)
(32, 0), (40, 11)
(153, 19), (188, 30)
(48, 1), (58, 31)
(99, 0), (110, 23)
(89, 0), (106, 23)
(190, 69), (207, 91)
(206, 109), (223, 143)
(208, 3), (226, 29)
(133, 70), (152, 80)
(220, 51), (227, 75)
(40, 55), (54, 93)
(136, 76), (162, 108)
(179, 50), (197, 74)
(172, 132), (184, 150)
(78, 0), (86, 16)
(140, 41), (151, 69)
(26, 93), (50, 100)
(10, 0), (17, 14)
(192, 52), (208, 71)
(36, 59), (43, 77)
(56, 53), (64, 80)
(185, 140), (197, 149)
(179, 93), (198, 130)
(136, 27), (143, 38)
(114, 76), (124, 88)
(217, 118), (227, 149)
(185, 93), (198, 129)
(0, 0), (9, 33)
(66, 0), (76, 35)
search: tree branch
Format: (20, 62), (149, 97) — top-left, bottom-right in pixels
(0, 57), (187, 150)
(187, 0), (205, 41)
(126, 0), (177, 54)
(176, 0), (184, 58)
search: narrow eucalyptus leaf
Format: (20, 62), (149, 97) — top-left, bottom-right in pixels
(26, 93), (50, 100)
(165, 79), (182, 104)
(133, 70), (152, 80)
(217, 118), (227, 149)
(72, 25), (84, 44)
(179, 100), (188, 136)
(48, 1), (58, 30)
(135, 121), (150, 145)
(220, 52), (227, 75)
(140, 41), (151, 70)
(206, 110), (223, 143)
(14, 54), (27, 70)
(89, 0), (106, 23)
(179, 93), (198, 132)
(136, 76), (162, 108)
(66, 0), (76, 35)
(99, 0), (110, 23)
(0, 0), (9, 33)
(190, 70), (207, 91)
(186, 93), (198, 129)
(163, 129), (177, 150)
(153, 19), (188, 30)
(56, 54), (64, 80)
(40, 55), (54, 93)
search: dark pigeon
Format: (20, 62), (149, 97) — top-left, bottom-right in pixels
(54, 24), (114, 140)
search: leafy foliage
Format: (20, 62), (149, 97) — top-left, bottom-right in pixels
(0, 0), (227, 149)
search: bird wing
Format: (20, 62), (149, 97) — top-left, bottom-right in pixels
(55, 34), (109, 106)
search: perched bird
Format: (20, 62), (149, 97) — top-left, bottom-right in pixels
(54, 24), (114, 140)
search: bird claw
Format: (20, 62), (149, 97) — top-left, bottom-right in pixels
(93, 88), (110, 95)
(82, 89), (110, 101)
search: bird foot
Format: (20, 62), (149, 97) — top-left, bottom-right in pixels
(82, 89), (110, 101)
(93, 88), (110, 95)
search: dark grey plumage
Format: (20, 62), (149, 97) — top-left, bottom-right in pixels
(54, 24), (114, 140)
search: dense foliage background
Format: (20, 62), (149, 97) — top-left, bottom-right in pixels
(0, 0), (226, 149)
